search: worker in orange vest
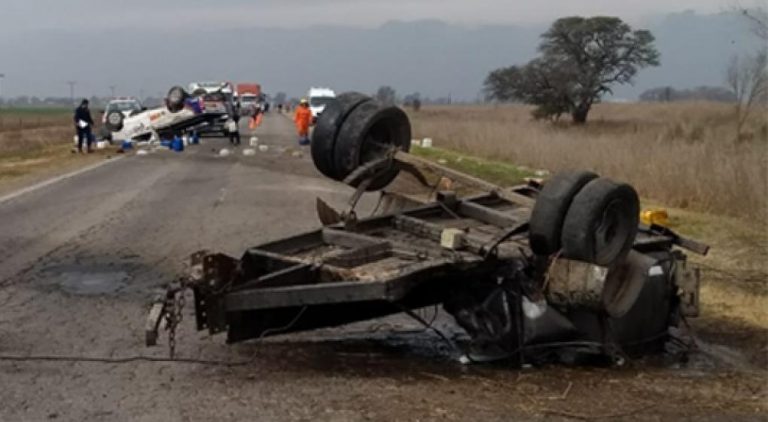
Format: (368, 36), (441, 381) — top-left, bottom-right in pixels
(294, 98), (312, 146)
(249, 106), (263, 130)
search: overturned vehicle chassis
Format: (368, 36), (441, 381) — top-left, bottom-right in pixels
(148, 93), (706, 364)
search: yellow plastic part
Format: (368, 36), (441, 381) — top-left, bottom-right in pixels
(640, 209), (669, 226)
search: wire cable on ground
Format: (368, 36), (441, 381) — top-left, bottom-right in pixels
(0, 354), (253, 366)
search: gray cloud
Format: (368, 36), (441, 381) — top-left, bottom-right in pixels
(0, 2), (755, 101)
(1, 0), (725, 32)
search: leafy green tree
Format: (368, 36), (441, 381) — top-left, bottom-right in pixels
(485, 16), (660, 124)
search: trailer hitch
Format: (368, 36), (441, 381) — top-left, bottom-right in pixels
(144, 250), (238, 356)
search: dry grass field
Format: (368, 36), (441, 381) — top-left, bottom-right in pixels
(408, 102), (767, 221)
(0, 108), (73, 153)
(407, 102), (768, 366)
(0, 108), (111, 192)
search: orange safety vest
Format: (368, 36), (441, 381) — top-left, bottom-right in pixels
(294, 106), (312, 136)
(249, 113), (263, 129)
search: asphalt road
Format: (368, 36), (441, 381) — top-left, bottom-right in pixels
(0, 114), (764, 422)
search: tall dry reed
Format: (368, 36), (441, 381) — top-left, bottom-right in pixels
(409, 102), (768, 220)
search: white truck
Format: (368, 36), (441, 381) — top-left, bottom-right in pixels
(308, 87), (336, 121)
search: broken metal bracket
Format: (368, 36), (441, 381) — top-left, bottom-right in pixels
(145, 293), (167, 347)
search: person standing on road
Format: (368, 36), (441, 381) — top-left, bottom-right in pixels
(73, 99), (94, 153)
(249, 106), (263, 130)
(294, 98), (312, 146)
(226, 100), (241, 146)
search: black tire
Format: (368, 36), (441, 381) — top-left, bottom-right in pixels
(333, 101), (411, 190)
(167, 86), (188, 112)
(311, 92), (371, 180)
(104, 110), (124, 132)
(561, 178), (640, 267)
(528, 171), (599, 255)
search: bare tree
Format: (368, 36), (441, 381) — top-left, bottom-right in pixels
(728, 2), (768, 139)
(727, 52), (768, 137)
(737, 1), (768, 41)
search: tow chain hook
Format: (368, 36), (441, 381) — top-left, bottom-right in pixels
(145, 276), (192, 359)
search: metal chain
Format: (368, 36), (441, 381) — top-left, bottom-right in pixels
(164, 277), (188, 359)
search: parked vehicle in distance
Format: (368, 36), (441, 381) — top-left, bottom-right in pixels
(239, 93), (260, 113)
(237, 83), (263, 113)
(236, 83), (261, 98)
(102, 97), (144, 128)
(188, 81), (234, 96)
(187, 81), (236, 136)
(308, 87), (336, 121)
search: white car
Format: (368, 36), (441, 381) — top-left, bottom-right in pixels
(102, 86), (221, 141)
(102, 98), (144, 128)
(308, 87), (336, 120)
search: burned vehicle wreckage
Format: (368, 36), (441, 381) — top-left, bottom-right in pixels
(147, 93), (707, 365)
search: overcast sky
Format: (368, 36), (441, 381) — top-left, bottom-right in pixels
(0, 0), (753, 100)
(1, 0), (726, 31)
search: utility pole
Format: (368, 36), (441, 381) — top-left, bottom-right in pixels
(109, 85), (116, 98)
(67, 80), (76, 105)
(0, 73), (5, 108)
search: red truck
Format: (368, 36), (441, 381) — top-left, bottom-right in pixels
(237, 83), (262, 112)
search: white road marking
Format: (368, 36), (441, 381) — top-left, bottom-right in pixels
(0, 156), (125, 205)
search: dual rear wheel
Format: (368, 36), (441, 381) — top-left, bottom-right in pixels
(311, 93), (411, 191)
(530, 171), (640, 267)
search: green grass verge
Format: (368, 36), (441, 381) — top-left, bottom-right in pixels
(410, 145), (538, 186)
(0, 107), (71, 116)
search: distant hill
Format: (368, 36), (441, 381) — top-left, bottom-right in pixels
(0, 11), (759, 101)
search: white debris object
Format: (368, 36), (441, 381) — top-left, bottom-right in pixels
(437, 159), (448, 165)
(95, 141), (109, 150)
(291, 151), (303, 158)
(258, 145), (269, 152)
(535, 169), (550, 177)
(421, 138), (433, 148)
(412, 139), (421, 146)
(250, 137), (259, 146)
(242, 148), (256, 156)
(219, 148), (231, 157)
(136, 150), (149, 156)
(440, 228), (464, 249)
(522, 296), (547, 319)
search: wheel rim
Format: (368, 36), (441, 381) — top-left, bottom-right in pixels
(594, 199), (627, 263)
